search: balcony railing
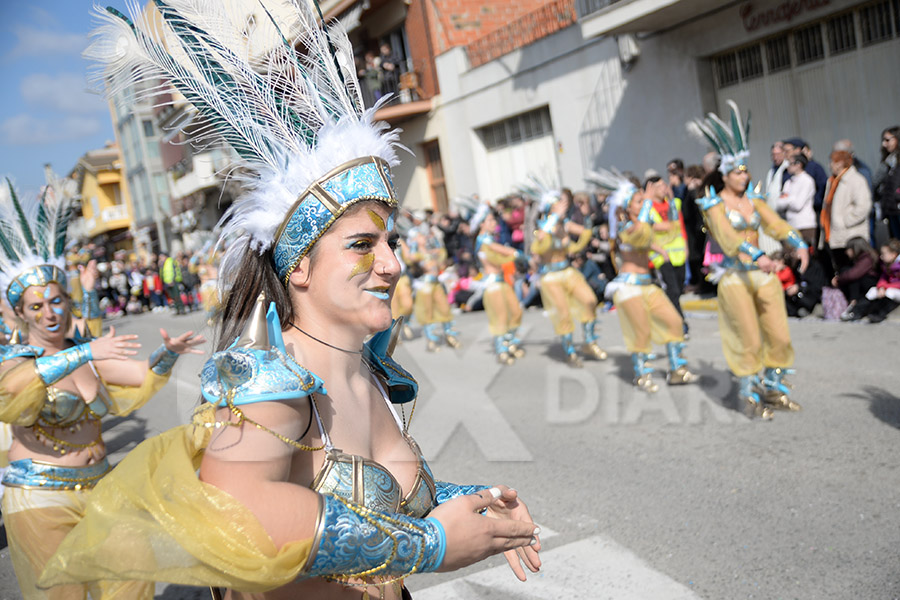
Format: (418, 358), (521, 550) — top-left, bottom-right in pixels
(100, 204), (129, 223)
(575, 0), (625, 19)
(466, 0), (577, 69)
(358, 68), (425, 110)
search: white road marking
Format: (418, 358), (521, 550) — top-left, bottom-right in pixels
(411, 535), (701, 600)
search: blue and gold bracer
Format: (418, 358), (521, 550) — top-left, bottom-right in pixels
(303, 494), (445, 579)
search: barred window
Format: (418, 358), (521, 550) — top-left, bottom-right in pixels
(860, 1), (893, 45)
(827, 12), (857, 55)
(765, 35), (791, 73)
(715, 53), (739, 87)
(737, 45), (764, 80)
(794, 23), (825, 64)
(479, 107), (552, 150)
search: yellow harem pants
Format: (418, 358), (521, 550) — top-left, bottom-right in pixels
(2, 486), (153, 600)
(539, 267), (598, 336)
(483, 281), (522, 336)
(716, 269), (794, 377)
(413, 281), (451, 325)
(391, 275), (413, 320)
(612, 283), (683, 354)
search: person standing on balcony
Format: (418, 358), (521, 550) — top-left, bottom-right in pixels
(379, 42), (400, 99)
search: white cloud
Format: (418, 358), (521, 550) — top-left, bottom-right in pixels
(21, 73), (106, 114)
(7, 25), (87, 59)
(1, 114), (101, 145)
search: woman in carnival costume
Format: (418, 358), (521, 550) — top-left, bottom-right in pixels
(0, 177), (204, 599)
(589, 170), (699, 392)
(473, 206), (525, 365)
(39, 2), (540, 599)
(527, 184), (607, 367)
(688, 101), (809, 419)
(390, 235), (415, 340)
(409, 223), (460, 351)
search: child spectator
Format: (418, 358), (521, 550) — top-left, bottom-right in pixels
(784, 247), (826, 318)
(847, 238), (900, 322)
(833, 237), (879, 319)
(771, 250), (796, 290)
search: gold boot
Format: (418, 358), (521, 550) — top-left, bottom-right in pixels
(426, 340), (440, 353)
(743, 397), (774, 420)
(566, 353), (583, 368)
(497, 352), (515, 366)
(667, 366), (699, 385)
(635, 373), (659, 393)
(509, 344), (526, 359)
(583, 343), (608, 360)
(445, 335), (460, 349)
(764, 391), (801, 411)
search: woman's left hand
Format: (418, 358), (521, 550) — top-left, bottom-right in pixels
(483, 485), (542, 580)
(161, 329), (207, 355)
(78, 260), (99, 291)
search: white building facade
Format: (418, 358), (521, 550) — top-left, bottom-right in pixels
(431, 0), (900, 201)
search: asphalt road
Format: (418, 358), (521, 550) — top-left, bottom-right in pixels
(0, 304), (898, 600)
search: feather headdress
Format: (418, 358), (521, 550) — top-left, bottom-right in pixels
(584, 168), (635, 240)
(514, 174), (560, 215)
(686, 100), (751, 175)
(88, 0), (403, 285)
(0, 176), (78, 307)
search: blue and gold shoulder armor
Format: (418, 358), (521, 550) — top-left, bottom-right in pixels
(363, 318), (418, 405)
(696, 186), (723, 211)
(200, 296), (326, 407)
(200, 346), (325, 406)
(747, 181), (765, 201)
(0, 344), (44, 364)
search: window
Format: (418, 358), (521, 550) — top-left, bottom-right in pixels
(478, 107), (553, 150)
(827, 12), (857, 55)
(714, 53), (739, 87)
(794, 23), (824, 64)
(737, 45), (763, 80)
(142, 120), (155, 137)
(422, 141), (448, 213)
(860, 1), (893, 45)
(765, 35), (791, 73)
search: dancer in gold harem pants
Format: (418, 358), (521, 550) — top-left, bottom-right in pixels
(608, 187), (697, 391)
(531, 198), (606, 367)
(699, 183), (809, 418)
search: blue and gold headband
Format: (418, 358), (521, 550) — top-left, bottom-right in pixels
(7, 265), (67, 307)
(273, 156), (397, 284)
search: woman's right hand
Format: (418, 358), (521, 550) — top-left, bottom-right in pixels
(429, 489), (539, 573)
(88, 326), (141, 361)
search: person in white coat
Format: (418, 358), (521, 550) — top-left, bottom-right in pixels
(775, 154), (817, 245)
(820, 150), (872, 276)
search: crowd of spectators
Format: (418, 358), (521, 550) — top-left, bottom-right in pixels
(66, 245), (215, 319)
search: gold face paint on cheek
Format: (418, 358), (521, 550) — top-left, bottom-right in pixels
(348, 252), (375, 280)
(367, 209), (386, 231)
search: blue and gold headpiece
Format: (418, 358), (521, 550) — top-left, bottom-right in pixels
(0, 178), (74, 307)
(273, 156), (396, 284)
(89, 1), (404, 289)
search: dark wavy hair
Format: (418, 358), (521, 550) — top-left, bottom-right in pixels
(882, 126), (900, 162)
(845, 236), (877, 265)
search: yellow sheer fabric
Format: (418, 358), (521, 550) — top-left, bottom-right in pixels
(3, 487), (153, 600)
(717, 270), (794, 376)
(530, 232), (552, 256)
(84, 319), (103, 340)
(483, 282), (523, 336)
(612, 285), (683, 354)
(38, 404), (313, 593)
(703, 199), (801, 258)
(104, 371), (169, 417)
(391, 275), (413, 320)
(0, 360), (51, 426)
(538, 269), (598, 336)
(566, 228), (592, 255)
(754, 199), (796, 241)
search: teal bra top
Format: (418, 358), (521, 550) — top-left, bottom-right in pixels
(309, 377), (437, 518)
(40, 372), (111, 428)
(727, 208), (761, 232)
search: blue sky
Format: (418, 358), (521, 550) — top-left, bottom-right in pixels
(0, 2), (115, 196)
